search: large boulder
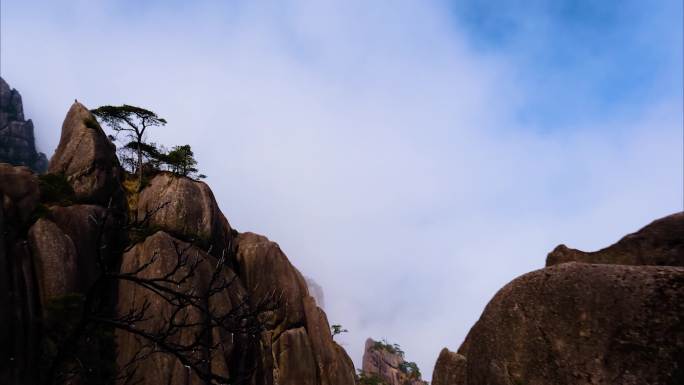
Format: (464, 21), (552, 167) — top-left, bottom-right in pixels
(0, 163), (39, 229)
(547, 212), (684, 267)
(116, 231), (253, 385)
(48, 102), (123, 205)
(456, 262), (684, 385)
(431, 348), (466, 385)
(137, 173), (233, 257)
(0, 77), (47, 172)
(27, 218), (78, 302)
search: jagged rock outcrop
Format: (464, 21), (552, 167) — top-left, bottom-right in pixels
(235, 232), (356, 385)
(1, 101), (124, 385)
(0, 77), (47, 172)
(431, 349), (465, 385)
(547, 212), (684, 267)
(49, 101), (123, 206)
(455, 263), (683, 385)
(362, 338), (427, 385)
(137, 173), (234, 257)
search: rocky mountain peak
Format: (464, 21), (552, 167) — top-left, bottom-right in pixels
(361, 338), (427, 385)
(0, 77), (47, 172)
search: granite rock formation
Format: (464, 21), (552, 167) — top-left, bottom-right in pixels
(361, 338), (427, 385)
(1, 100), (357, 385)
(48, 101), (123, 206)
(137, 172), (234, 257)
(431, 349), (465, 385)
(236, 232), (356, 385)
(0, 77), (47, 172)
(433, 212), (684, 385)
(547, 212), (684, 267)
(0, 164), (42, 385)
(116, 231), (254, 385)
(461, 263), (683, 385)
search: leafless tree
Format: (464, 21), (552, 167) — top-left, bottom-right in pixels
(44, 203), (278, 385)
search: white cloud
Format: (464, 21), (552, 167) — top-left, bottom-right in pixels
(2, 0), (681, 379)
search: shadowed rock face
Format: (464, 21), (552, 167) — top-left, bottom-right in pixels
(27, 218), (79, 303)
(0, 77), (47, 173)
(138, 173), (234, 257)
(457, 263), (684, 385)
(431, 348), (465, 385)
(116, 231), (253, 385)
(0, 163), (39, 229)
(49, 204), (120, 292)
(49, 102), (123, 206)
(547, 212), (684, 267)
(0, 191), (41, 385)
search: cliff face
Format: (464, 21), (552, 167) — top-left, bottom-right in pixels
(433, 213), (684, 385)
(0, 100), (357, 385)
(0, 77), (47, 173)
(361, 338), (427, 385)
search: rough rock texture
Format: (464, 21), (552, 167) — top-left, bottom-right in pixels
(235, 232), (308, 332)
(362, 338), (427, 385)
(431, 348), (466, 385)
(49, 204), (118, 291)
(27, 218), (79, 302)
(235, 232), (356, 385)
(48, 101), (123, 205)
(0, 77), (47, 172)
(456, 262), (683, 385)
(273, 328), (318, 385)
(0, 163), (39, 228)
(116, 231), (253, 385)
(547, 212), (684, 267)
(138, 173), (234, 257)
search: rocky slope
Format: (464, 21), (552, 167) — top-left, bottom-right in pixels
(433, 214), (684, 385)
(0, 100), (357, 385)
(0, 77), (47, 172)
(361, 338), (427, 385)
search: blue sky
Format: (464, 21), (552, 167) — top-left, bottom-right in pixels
(2, 0), (682, 379)
(451, 0), (682, 128)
